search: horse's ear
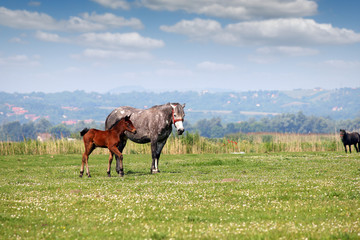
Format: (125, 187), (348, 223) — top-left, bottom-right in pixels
(182, 103), (186, 108)
(170, 103), (176, 109)
(125, 114), (131, 120)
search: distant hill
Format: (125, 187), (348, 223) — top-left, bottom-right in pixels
(0, 88), (359, 125)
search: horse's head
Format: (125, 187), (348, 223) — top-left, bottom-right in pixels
(170, 103), (185, 135)
(124, 115), (137, 134)
(340, 129), (346, 139)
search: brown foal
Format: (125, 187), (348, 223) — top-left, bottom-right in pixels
(79, 116), (136, 177)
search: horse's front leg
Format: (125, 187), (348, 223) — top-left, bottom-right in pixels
(343, 144), (347, 153)
(150, 141), (158, 174)
(153, 139), (167, 173)
(107, 151), (113, 177)
(110, 146), (124, 177)
(349, 145), (352, 153)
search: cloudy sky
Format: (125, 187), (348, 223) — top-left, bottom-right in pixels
(1, 0), (360, 93)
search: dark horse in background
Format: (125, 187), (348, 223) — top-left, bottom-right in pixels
(105, 103), (185, 175)
(80, 116), (137, 177)
(340, 129), (360, 153)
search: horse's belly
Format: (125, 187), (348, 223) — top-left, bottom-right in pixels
(126, 133), (151, 144)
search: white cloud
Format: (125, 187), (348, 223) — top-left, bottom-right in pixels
(0, 54), (41, 67)
(91, 0), (130, 10)
(80, 48), (152, 60)
(78, 32), (164, 49)
(197, 61), (235, 71)
(28, 1), (41, 7)
(256, 46), (319, 56)
(0, 6), (58, 30)
(225, 18), (360, 45)
(161, 18), (360, 46)
(160, 18), (221, 40)
(0, 7), (142, 32)
(9, 37), (26, 44)
(323, 60), (360, 69)
(155, 68), (193, 77)
(35, 31), (69, 43)
(140, 0), (317, 20)
(80, 12), (143, 30)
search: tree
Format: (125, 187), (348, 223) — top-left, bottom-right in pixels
(1, 121), (22, 141)
(22, 122), (36, 139)
(35, 118), (52, 133)
(50, 125), (71, 139)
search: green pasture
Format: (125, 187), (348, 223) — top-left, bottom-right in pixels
(0, 152), (359, 239)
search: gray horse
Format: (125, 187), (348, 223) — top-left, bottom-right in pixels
(105, 103), (185, 176)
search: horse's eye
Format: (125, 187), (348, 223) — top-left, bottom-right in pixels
(174, 114), (177, 117)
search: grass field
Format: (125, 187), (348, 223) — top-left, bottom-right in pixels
(1, 152), (359, 239)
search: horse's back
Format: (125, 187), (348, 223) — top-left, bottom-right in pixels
(349, 132), (360, 142)
(105, 106), (139, 130)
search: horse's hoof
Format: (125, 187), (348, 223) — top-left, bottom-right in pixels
(79, 175), (83, 178)
(88, 174), (91, 178)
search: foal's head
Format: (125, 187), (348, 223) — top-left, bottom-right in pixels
(123, 115), (137, 134)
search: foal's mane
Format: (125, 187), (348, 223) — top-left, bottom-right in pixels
(109, 118), (125, 130)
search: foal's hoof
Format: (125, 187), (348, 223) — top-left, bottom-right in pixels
(79, 174), (83, 178)
(87, 174), (91, 178)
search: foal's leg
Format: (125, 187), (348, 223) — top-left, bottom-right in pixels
(80, 142), (90, 177)
(80, 143), (95, 178)
(109, 146), (124, 177)
(107, 151), (114, 177)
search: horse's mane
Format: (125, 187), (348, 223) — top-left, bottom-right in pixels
(148, 103), (180, 111)
(109, 118), (125, 130)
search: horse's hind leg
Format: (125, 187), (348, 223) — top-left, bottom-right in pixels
(81, 143), (95, 178)
(107, 151), (114, 177)
(354, 142), (359, 153)
(115, 138), (127, 176)
(80, 154), (85, 177)
(80, 143), (90, 177)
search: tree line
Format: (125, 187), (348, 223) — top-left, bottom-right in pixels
(186, 112), (360, 138)
(1, 112), (360, 141)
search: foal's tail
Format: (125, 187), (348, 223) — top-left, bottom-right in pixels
(80, 128), (90, 136)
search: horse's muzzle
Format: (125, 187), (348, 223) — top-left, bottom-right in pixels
(177, 128), (184, 135)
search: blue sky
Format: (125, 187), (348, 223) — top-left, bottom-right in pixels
(0, 0), (360, 93)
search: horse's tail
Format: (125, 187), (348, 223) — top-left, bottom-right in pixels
(80, 128), (90, 136)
